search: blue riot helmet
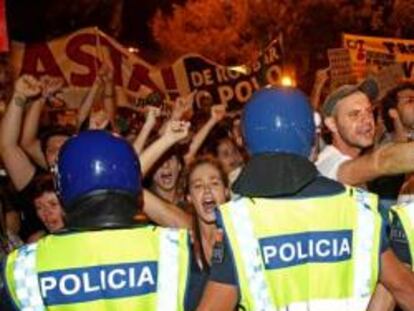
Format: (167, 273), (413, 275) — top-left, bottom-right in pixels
(242, 87), (315, 157)
(55, 130), (141, 210)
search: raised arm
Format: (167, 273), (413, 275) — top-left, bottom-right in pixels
(139, 120), (190, 177)
(184, 104), (226, 165)
(170, 91), (195, 121)
(157, 91), (195, 134)
(0, 75), (42, 190)
(337, 141), (414, 186)
(77, 76), (102, 128)
(142, 189), (192, 229)
(20, 76), (64, 169)
(20, 98), (47, 168)
(101, 66), (118, 131)
(133, 106), (160, 154)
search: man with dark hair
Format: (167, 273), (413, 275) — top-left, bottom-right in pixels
(368, 83), (414, 209)
(1, 130), (192, 310)
(381, 82), (414, 143)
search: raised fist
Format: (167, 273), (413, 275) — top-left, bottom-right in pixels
(40, 75), (64, 98)
(163, 120), (191, 143)
(14, 75), (42, 99)
(210, 104), (227, 122)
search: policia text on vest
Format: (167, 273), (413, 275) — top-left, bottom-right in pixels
(40, 261), (157, 305)
(261, 230), (352, 269)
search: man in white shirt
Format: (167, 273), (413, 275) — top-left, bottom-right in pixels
(315, 144), (352, 180)
(316, 79), (377, 183)
(316, 79), (414, 186)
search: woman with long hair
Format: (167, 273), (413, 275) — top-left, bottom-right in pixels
(184, 156), (231, 310)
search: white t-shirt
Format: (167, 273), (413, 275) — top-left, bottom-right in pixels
(315, 145), (351, 181)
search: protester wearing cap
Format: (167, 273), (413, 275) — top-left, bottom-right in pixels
(316, 78), (378, 182)
(316, 78), (414, 187)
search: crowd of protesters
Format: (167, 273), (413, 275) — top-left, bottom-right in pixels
(1, 55), (414, 310)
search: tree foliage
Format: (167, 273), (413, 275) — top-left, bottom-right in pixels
(388, 0), (414, 38)
(151, 0), (410, 67)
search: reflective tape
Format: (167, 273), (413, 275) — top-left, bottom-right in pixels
(14, 243), (45, 311)
(156, 228), (181, 311)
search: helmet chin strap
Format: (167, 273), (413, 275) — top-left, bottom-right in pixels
(64, 191), (139, 230)
(232, 153), (318, 197)
(65, 214), (137, 231)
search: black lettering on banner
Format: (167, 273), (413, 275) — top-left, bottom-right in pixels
(403, 61), (414, 79)
(183, 37), (284, 110)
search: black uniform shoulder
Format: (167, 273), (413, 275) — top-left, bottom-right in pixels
(292, 176), (346, 198)
(390, 210), (412, 265)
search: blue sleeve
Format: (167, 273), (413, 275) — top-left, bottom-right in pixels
(379, 213), (390, 254)
(0, 258), (18, 311)
(377, 202), (390, 254)
(389, 212), (412, 265)
(209, 211), (238, 286)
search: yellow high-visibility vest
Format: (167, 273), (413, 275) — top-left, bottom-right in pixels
(219, 187), (382, 311)
(4, 226), (190, 311)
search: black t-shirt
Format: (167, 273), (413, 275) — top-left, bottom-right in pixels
(185, 248), (210, 311)
(15, 168), (47, 240)
(368, 175), (405, 201)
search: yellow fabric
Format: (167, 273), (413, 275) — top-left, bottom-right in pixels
(392, 204), (414, 270)
(219, 187), (382, 310)
(5, 226), (189, 311)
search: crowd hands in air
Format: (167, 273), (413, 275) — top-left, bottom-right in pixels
(1, 63), (414, 311)
(0, 66), (240, 243)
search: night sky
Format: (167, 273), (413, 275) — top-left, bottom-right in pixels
(6, 0), (183, 49)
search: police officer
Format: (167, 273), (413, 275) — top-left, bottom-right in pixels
(196, 87), (414, 311)
(0, 130), (190, 311)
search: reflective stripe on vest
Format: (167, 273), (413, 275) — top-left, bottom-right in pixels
(156, 228), (180, 311)
(13, 229), (182, 311)
(405, 203), (414, 224)
(353, 188), (376, 298)
(13, 243), (45, 311)
(229, 199), (276, 311)
(227, 190), (376, 310)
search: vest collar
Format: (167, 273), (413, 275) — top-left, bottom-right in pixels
(232, 153), (318, 197)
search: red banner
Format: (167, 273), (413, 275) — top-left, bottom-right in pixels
(0, 0), (8, 52)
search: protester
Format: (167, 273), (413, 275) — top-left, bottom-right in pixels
(378, 83), (414, 205)
(0, 75), (75, 239)
(143, 104), (227, 207)
(368, 83), (414, 208)
(316, 79), (414, 188)
(381, 82), (414, 144)
(20, 75), (66, 169)
(27, 174), (65, 242)
(213, 137), (244, 187)
(185, 156), (231, 310)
